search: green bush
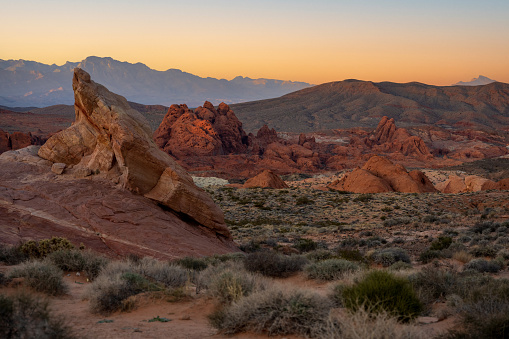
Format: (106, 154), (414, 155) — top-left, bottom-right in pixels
(0, 244), (28, 265)
(46, 249), (109, 280)
(371, 247), (410, 267)
(9, 260), (67, 296)
(209, 287), (332, 337)
(0, 293), (74, 339)
(470, 245), (499, 258)
(430, 236), (453, 251)
(295, 196), (314, 205)
(305, 259), (359, 281)
(353, 194), (373, 202)
(306, 249), (337, 262)
(244, 251), (308, 277)
(337, 249), (365, 262)
(342, 270), (423, 322)
(293, 238), (318, 252)
(21, 237), (75, 259)
(176, 256), (208, 271)
(419, 249), (443, 263)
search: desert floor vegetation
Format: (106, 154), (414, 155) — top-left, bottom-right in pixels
(1, 185), (508, 338)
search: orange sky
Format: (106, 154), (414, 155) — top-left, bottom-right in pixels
(1, 0), (508, 85)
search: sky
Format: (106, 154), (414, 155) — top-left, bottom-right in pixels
(1, 0), (508, 85)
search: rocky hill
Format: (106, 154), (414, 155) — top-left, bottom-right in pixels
(231, 80), (509, 132)
(0, 56), (311, 107)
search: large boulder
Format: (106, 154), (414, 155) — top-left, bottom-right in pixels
(0, 147), (238, 259)
(38, 68), (230, 238)
(243, 169), (289, 189)
(328, 156), (437, 193)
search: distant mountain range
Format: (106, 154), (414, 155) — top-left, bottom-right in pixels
(0, 56), (312, 107)
(231, 80), (509, 132)
(454, 75), (496, 86)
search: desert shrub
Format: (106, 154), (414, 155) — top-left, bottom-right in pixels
(389, 261), (413, 271)
(293, 238), (318, 252)
(9, 260), (67, 296)
(244, 251), (308, 277)
(176, 256), (208, 271)
(0, 272), (6, 286)
(470, 245), (499, 258)
(464, 258), (504, 273)
(383, 217), (411, 227)
(209, 287), (332, 337)
(337, 249), (365, 262)
(409, 266), (457, 305)
(306, 249), (336, 262)
(305, 259), (359, 281)
(324, 307), (427, 339)
(239, 240), (261, 253)
(200, 262), (267, 303)
(419, 249), (443, 263)
(137, 257), (188, 288)
(0, 292), (74, 339)
(342, 270), (423, 322)
(205, 252), (246, 266)
(0, 243), (28, 265)
(21, 237), (74, 259)
(353, 194), (373, 202)
(46, 249), (108, 280)
(295, 196), (314, 205)
(87, 258), (188, 314)
(470, 221), (498, 234)
(430, 236), (452, 251)
(371, 247), (410, 267)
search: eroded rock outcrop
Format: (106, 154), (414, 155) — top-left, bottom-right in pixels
(436, 175), (500, 193)
(153, 101), (249, 158)
(243, 169), (289, 189)
(38, 68), (230, 238)
(365, 116), (432, 159)
(0, 129), (45, 154)
(328, 156), (437, 193)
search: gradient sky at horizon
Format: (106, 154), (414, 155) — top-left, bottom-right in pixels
(1, 0), (508, 85)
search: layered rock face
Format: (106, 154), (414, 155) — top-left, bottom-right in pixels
(242, 170), (289, 189)
(153, 101), (248, 158)
(38, 68), (230, 238)
(0, 147), (237, 259)
(328, 156), (437, 193)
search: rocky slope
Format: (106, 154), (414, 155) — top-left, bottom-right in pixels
(0, 69), (237, 258)
(231, 80), (509, 132)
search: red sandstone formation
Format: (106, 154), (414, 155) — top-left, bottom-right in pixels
(328, 156), (437, 193)
(153, 101), (249, 158)
(242, 169), (289, 189)
(0, 68), (241, 258)
(0, 129), (46, 154)
(365, 116), (432, 159)
(436, 175), (503, 193)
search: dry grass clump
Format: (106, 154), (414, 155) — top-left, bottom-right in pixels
(304, 259), (360, 281)
(46, 249), (109, 280)
(86, 258), (188, 314)
(9, 260), (67, 296)
(20, 237), (75, 259)
(452, 250), (473, 263)
(0, 292), (75, 339)
(324, 308), (427, 339)
(244, 251), (308, 277)
(209, 286), (332, 338)
(197, 261), (267, 303)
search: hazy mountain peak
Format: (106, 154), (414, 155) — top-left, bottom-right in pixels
(454, 75), (496, 86)
(0, 56), (312, 107)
